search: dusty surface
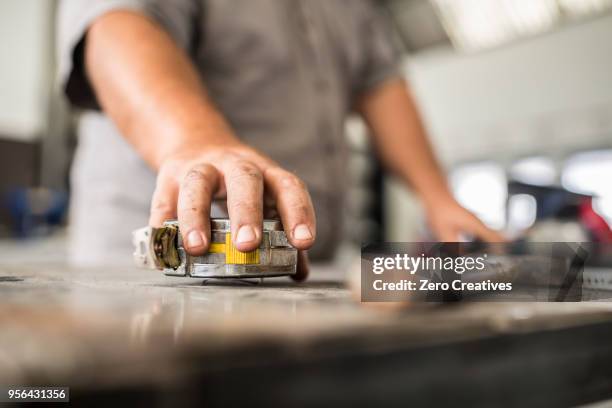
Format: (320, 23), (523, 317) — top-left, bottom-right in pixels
(2, 235), (612, 395)
(2, 257), (612, 390)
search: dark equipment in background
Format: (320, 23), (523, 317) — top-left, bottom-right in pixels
(508, 180), (612, 265)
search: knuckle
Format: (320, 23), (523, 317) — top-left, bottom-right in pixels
(228, 161), (262, 182)
(279, 173), (305, 190)
(184, 168), (207, 182)
(264, 166), (283, 178)
(177, 207), (203, 218)
(182, 164), (217, 188)
(230, 201), (260, 215)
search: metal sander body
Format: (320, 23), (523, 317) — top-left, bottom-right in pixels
(133, 219), (297, 279)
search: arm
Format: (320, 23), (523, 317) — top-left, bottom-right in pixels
(84, 11), (315, 274)
(356, 78), (504, 242)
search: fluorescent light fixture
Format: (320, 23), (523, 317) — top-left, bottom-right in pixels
(559, 0), (612, 16)
(431, 0), (612, 51)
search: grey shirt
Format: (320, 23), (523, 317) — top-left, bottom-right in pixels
(58, 0), (400, 265)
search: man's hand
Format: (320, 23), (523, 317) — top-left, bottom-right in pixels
(357, 79), (504, 242)
(149, 143), (316, 256)
(84, 11), (315, 278)
(424, 198), (505, 242)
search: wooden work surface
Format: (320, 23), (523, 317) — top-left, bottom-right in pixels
(2, 262), (612, 406)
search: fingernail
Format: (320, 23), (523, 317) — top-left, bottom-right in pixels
(186, 230), (204, 248)
(236, 225), (256, 243)
(293, 224), (312, 240)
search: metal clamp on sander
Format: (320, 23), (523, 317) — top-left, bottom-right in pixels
(132, 219), (298, 279)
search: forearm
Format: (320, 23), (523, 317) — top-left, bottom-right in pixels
(84, 10), (317, 257)
(85, 10), (238, 169)
(356, 79), (452, 205)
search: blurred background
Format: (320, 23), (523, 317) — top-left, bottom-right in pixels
(1, 0), (612, 261)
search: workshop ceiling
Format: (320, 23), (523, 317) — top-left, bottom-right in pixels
(385, 0), (612, 53)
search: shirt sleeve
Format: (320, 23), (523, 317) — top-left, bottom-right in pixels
(56, 0), (200, 110)
(353, 1), (402, 96)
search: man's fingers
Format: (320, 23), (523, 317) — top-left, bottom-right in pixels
(291, 250), (310, 282)
(223, 160), (264, 252)
(177, 164), (219, 255)
(264, 167), (316, 250)
(149, 172), (178, 227)
(435, 226), (460, 242)
(466, 216), (506, 243)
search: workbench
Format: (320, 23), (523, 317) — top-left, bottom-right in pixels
(2, 260), (612, 407)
